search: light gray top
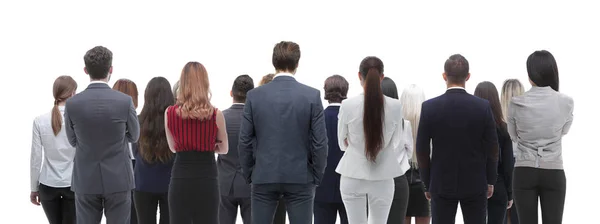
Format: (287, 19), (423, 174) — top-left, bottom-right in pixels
(507, 86), (574, 169)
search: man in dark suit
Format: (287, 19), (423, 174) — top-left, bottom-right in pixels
(239, 41), (328, 224)
(64, 46), (140, 224)
(218, 74), (255, 224)
(314, 75), (349, 224)
(416, 54), (499, 224)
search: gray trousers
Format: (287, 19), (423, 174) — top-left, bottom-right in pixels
(75, 191), (131, 224)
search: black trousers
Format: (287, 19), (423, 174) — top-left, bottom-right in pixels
(252, 183), (316, 224)
(487, 178), (508, 224)
(134, 191), (169, 224)
(431, 192), (487, 224)
(219, 195), (251, 224)
(38, 184), (75, 224)
(314, 201), (348, 224)
(388, 175), (409, 224)
(274, 198), (286, 224)
(513, 167), (566, 224)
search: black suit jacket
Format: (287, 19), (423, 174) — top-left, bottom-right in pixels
(314, 105), (343, 203)
(217, 104), (250, 197)
(416, 88), (499, 197)
(238, 75), (328, 185)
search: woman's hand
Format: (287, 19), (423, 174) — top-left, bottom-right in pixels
(30, 192), (40, 205)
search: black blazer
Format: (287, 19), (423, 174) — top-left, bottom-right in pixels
(217, 104), (250, 197)
(238, 75), (328, 185)
(416, 88), (499, 196)
(314, 105), (343, 203)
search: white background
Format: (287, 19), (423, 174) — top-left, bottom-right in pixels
(1, 0), (598, 223)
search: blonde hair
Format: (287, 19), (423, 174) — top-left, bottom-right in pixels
(176, 62), (213, 120)
(500, 79), (525, 121)
(52, 76), (77, 136)
(400, 84), (426, 167)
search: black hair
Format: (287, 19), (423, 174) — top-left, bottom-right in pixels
(84, 46), (113, 80)
(232, 74), (254, 102)
(527, 50), (559, 91)
(444, 54), (469, 84)
(381, 77), (399, 99)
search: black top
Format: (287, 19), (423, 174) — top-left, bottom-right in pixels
(416, 88), (499, 196)
(496, 126), (514, 200)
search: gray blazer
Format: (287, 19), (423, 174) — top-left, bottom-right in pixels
(218, 104), (250, 197)
(238, 75), (328, 185)
(65, 82), (140, 194)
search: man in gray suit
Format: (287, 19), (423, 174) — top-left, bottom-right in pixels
(64, 46), (140, 224)
(218, 74), (255, 224)
(239, 41), (328, 224)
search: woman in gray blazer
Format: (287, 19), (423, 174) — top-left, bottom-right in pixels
(508, 50), (574, 224)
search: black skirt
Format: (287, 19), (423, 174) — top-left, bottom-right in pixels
(168, 151), (219, 224)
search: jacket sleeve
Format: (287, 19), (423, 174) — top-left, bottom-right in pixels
(64, 102), (77, 147)
(309, 91), (328, 185)
(238, 92), (256, 184)
(126, 98), (140, 143)
(484, 105), (499, 186)
(416, 102), (432, 191)
(501, 131), (514, 200)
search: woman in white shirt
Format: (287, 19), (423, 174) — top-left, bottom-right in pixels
(30, 76), (78, 224)
(336, 57), (411, 224)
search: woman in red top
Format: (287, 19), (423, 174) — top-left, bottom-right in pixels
(164, 62), (228, 223)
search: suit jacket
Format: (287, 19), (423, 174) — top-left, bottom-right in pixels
(64, 82), (140, 194)
(238, 74), (328, 185)
(416, 88), (498, 197)
(315, 105), (343, 203)
(218, 104), (250, 197)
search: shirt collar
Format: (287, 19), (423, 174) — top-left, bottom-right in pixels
(232, 103), (245, 105)
(329, 103), (342, 106)
(274, 72), (295, 79)
(89, 80), (109, 86)
(447, 86), (466, 90)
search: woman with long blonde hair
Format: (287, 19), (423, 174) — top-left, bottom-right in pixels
(165, 62), (228, 223)
(400, 84), (430, 224)
(30, 76), (78, 224)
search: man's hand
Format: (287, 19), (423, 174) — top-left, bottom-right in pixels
(30, 192), (40, 205)
(507, 200), (513, 209)
(487, 185), (494, 199)
(424, 192), (431, 201)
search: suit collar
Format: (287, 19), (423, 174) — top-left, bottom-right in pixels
(445, 88), (467, 94)
(230, 104), (245, 109)
(86, 82), (111, 90)
(272, 73), (297, 82)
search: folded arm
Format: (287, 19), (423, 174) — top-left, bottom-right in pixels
(214, 110), (229, 154)
(337, 103), (348, 151)
(416, 103), (432, 192)
(309, 92), (328, 185)
(562, 97), (574, 136)
(238, 94), (256, 184)
(30, 120), (42, 192)
(507, 101), (518, 143)
(126, 99), (140, 143)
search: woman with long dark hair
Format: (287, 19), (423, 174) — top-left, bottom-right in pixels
(336, 57), (410, 224)
(508, 50), (573, 224)
(132, 77), (175, 224)
(165, 62), (228, 223)
(474, 81), (514, 224)
(30, 76), (77, 224)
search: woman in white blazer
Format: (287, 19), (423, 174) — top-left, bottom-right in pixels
(336, 57), (412, 224)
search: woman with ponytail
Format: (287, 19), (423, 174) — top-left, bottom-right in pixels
(30, 76), (78, 224)
(336, 57), (410, 224)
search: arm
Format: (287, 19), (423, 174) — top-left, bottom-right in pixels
(238, 93), (256, 184)
(416, 102), (432, 192)
(164, 109), (177, 153)
(484, 105), (499, 186)
(337, 103), (348, 151)
(64, 105), (77, 147)
(214, 110), (229, 154)
(561, 97), (574, 136)
(507, 101), (518, 142)
(502, 131), (514, 201)
(30, 119), (42, 193)
(403, 120), (414, 160)
(126, 98), (140, 143)
(309, 92), (328, 185)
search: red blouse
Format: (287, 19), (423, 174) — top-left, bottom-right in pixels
(166, 105), (218, 152)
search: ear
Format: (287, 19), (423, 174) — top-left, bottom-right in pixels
(84, 67), (88, 74)
(442, 72), (448, 81)
(109, 66), (113, 74)
(358, 72), (363, 82)
(465, 73), (471, 82)
(230, 90), (233, 98)
(380, 73), (385, 81)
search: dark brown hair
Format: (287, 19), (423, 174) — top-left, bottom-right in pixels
(324, 75), (349, 103)
(84, 46), (113, 80)
(113, 79), (139, 108)
(360, 56), (385, 162)
(474, 81), (506, 131)
(139, 77), (175, 163)
(52, 76), (77, 136)
(232, 75), (254, 102)
(444, 54), (470, 84)
(259, 73), (275, 86)
(272, 41), (301, 73)
(527, 50), (559, 91)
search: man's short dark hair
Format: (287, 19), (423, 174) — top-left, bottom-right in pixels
(272, 41), (300, 73)
(84, 46), (113, 80)
(232, 74), (254, 102)
(444, 54), (469, 84)
(324, 75), (349, 103)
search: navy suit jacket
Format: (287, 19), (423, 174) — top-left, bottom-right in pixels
(416, 88), (499, 197)
(315, 105), (343, 203)
(238, 75), (328, 185)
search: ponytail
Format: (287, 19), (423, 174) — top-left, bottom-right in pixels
(363, 68), (385, 162)
(51, 101), (62, 136)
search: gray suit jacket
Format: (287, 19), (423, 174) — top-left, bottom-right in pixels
(64, 83), (140, 194)
(238, 75), (328, 185)
(217, 104), (250, 197)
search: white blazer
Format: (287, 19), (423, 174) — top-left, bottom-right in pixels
(335, 94), (412, 180)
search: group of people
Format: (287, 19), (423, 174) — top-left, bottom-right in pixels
(29, 41), (573, 224)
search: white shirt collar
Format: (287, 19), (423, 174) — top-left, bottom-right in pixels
(274, 72), (295, 79)
(329, 103), (342, 106)
(89, 80), (109, 86)
(447, 86), (465, 90)
(233, 103), (245, 105)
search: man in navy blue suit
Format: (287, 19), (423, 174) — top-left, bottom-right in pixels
(416, 54), (499, 224)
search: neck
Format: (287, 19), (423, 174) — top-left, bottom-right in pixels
(232, 100), (244, 104)
(446, 83), (465, 89)
(276, 70), (295, 75)
(57, 102), (66, 106)
(90, 78), (109, 83)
